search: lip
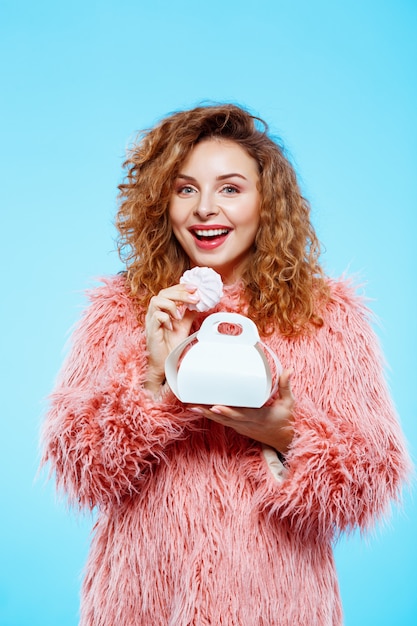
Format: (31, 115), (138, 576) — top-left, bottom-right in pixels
(188, 224), (232, 231)
(188, 224), (232, 250)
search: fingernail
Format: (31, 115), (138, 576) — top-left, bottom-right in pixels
(189, 407), (204, 414)
(184, 284), (198, 293)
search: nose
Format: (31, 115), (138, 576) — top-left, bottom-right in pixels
(193, 190), (219, 219)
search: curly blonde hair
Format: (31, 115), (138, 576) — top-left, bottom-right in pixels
(116, 103), (329, 336)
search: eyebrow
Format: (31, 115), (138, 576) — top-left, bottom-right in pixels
(177, 173), (248, 182)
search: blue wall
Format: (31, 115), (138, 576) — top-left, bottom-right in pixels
(1, 1), (416, 624)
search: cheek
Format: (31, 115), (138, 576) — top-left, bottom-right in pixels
(168, 202), (182, 230)
(244, 212), (261, 245)
(169, 212), (188, 244)
(240, 200), (261, 231)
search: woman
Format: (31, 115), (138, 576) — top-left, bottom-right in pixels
(41, 104), (410, 625)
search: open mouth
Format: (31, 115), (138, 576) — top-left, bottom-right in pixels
(191, 228), (230, 241)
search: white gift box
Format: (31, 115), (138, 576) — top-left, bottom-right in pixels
(165, 312), (282, 407)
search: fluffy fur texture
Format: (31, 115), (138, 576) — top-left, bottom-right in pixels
(41, 275), (410, 625)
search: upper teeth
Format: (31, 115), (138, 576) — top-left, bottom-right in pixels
(194, 229), (229, 237)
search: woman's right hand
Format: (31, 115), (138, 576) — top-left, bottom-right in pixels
(144, 283), (200, 395)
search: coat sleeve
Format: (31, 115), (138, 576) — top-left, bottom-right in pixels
(250, 282), (412, 540)
(40, 276), (196, 511)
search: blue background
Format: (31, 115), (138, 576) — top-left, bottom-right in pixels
(1, 1), (416, 624)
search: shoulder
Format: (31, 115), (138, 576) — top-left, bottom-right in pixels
(309, 277), (384, 359)
(86, 273), (131, 305)
(321, 277), (374, 326)
(76, 273), (141, 337)
(276, 278), (385, 380)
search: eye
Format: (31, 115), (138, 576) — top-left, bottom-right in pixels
(221, 185), (239, 194)
(177, 185), (196, 195)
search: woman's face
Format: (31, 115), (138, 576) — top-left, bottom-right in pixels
(169, 138), (261, 284)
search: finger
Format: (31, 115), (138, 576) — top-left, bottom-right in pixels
(189, 405), (237, 422)
(158, 284), (200, 306)
(210, 405), (232, 416)
(147, 295), (182, 321)
(146, 310), (175, 334)
(279, 368), (293, 391)
(148, 290), (200, 323)
(209, 405), (251, 421)
(277, 369), (295, 410)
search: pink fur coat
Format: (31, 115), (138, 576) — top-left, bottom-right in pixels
(41, 275), (410, 625)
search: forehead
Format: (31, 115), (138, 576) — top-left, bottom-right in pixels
(180, 138), (259, 174)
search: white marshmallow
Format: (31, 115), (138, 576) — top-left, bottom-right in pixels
(180, 267), (223, 312)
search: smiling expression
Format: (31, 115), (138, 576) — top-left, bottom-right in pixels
(169, 138), (261, 284)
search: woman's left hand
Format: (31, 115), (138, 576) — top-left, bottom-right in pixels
(189, 369), (295, 454)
